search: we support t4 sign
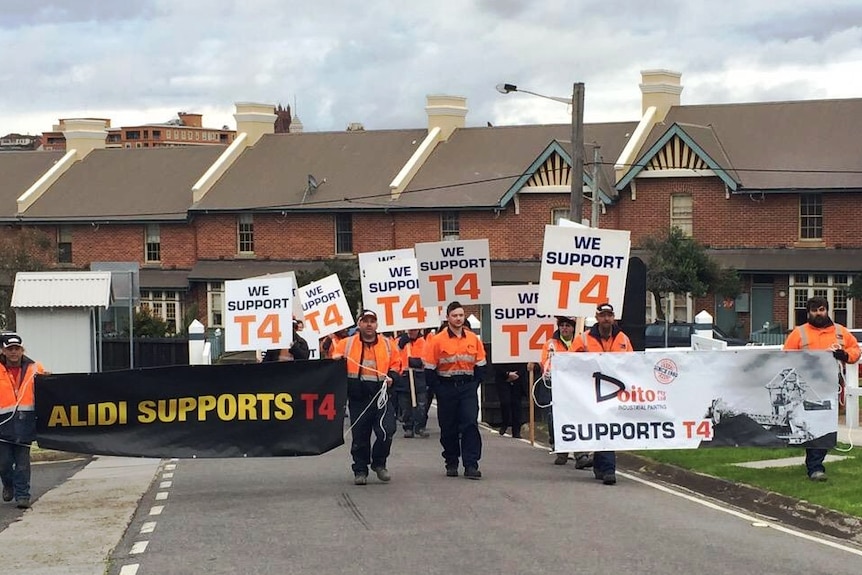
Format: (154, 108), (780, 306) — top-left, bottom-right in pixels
(415, 239), (492, 306)
(538, 226), (630, 317)
(225, 276), (294, 351)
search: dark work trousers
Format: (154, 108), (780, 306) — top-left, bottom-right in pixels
(593, 451), (616, 476)
(347, 391), (396, 475)
(397, 370), (428, 432)
(435, 377), (482, 469)
(495, 380), (523, 437)
(805, 448), (827, 476)
(0, 441), (31, 500)
(424, 381), (437, 419)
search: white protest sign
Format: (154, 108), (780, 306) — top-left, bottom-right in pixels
(301, 327), (321, 360)
(361, 257), (442, 331)
(224, 277), (294, 352)
(490, 285), (555, 363)
(359, 248), (415, 282)
(551, 350), (837, 451)
(299, 274), (353, 338)
(415, 239), (492, 306)
(537, 225), (630, 317)
(248, 270), (303, 320)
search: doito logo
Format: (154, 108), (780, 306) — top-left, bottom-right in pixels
(653, 358), (679, 384)
(594, 372), (665, 404)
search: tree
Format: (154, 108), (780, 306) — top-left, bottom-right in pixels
(0, 227), (54, 330)
(295, 259), (362, 317)
(641, 227), (742, 320)
(134, 306), (171, 338)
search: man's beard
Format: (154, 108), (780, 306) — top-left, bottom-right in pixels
(598, 324), (612, 338)
(808, 315), (830, 328)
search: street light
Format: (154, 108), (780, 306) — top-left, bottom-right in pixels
(496, 82), (585, 223)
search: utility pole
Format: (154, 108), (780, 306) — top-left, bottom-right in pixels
(591, 144), (601, 228)
(570, 82), (585, 223)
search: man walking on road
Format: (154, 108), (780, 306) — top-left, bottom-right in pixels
(424, 301), (487, 479)
(0, 334), (47, 508)
(332, 310), (401, 485)
(571, 304), (633, 486)
(396, 328), (430, 438)
(783, 296), (859, 482)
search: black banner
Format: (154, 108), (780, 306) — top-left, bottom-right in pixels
(35, 360), (347, 458)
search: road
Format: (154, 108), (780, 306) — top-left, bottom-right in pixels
(104, 422), (862, 575)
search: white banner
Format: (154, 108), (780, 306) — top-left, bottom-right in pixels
(537, 225), (630, 317)
(551, 349), (838, 451)
(248, 270), (303, 320)
(490, 285), (555, 363)
(361, 257), (442, 331)
(415, 239), (492, 306)
(224, 277), (294, 352)
(298, 274), (353, 338)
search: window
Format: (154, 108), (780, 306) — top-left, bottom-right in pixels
(237, 214), (254, 254)
(139, 290), (182, 334)
(790, 274), (851, 327)
(799, 194), (822, 240)
(335, 214), (353, 254)
(441, 212), (460, 241)
(208, 282), (224, 327)
(126, 130), (140, 140)
(145, 224), (161, 263)
(670, 194), (693, 236)
(551, 208), (570, 225)
(58, 226), (72, 263)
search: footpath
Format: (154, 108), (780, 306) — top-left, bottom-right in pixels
(1, 423), (860, 573)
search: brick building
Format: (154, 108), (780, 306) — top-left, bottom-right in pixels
(1, 71), (860, 338)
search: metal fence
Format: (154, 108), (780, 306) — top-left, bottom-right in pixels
(101, 338), (189, 372)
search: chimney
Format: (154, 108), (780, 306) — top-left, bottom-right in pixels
(62, 118), (108, 160)
(234, 102), (277, 146)
(425, 95), (467, 141)
(178, 112), (203, 127)
(639, 69), (683, 122)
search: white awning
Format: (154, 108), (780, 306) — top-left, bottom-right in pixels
(12, 271), (113, 308)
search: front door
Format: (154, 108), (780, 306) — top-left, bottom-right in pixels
(751, 285), (775, 335)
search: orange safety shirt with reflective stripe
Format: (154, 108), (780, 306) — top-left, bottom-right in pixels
(323, 333), (346, 359)
(400, 336), (426, 373)
(540, 335), (571, 375)
(333, 334), (401, 381)
(0, 360), (45, 415)
(571, 327), (633, 354)
(783, 323), (861, 363)
(423, 327), (487, 378)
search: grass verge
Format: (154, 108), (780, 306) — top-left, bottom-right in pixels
(633, 444), (862, 519)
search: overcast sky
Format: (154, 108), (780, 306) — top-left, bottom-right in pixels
(2, 0), (862, 136)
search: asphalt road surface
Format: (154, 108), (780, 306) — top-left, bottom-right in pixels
(105, 421), (862, 575)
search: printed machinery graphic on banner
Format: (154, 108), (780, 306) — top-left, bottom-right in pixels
(537, 225), (631, 317)
(225, 276), (294, 352)
(550, 349), (839, 451)
(414, 239), (492, 306)
(299, 273), (353, 338)
(361, 257), (442, 331)
(490, 285), (555, 363)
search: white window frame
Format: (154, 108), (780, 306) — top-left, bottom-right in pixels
(670, 194), (693, 236)
(789, 274), (853, 328)
(237, 214), (254, 254)
(441, 211), (460, 241)
(139, 290), (182, 334)
(145, 224), (161, 263)
(551, 208), (570, 225)
(207, 282), (225, 327)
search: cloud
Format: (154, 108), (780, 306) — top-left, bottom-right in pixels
(1, 0), (861, 136)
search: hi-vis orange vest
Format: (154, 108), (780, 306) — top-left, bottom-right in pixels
(0, 359), (45, 415)
(540, 336), (571, 375)
(571, 328), (633, 353)
(333, 334), (401, 381)
(783, 323), (861, 363)
(423, 328), (487, 378)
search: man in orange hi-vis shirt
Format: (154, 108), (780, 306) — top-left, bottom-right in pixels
(332, 310), (401, 486)
(783, 296), (859, 482)
(424, 301), (487, 479)
(571, 303), (633, 486)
